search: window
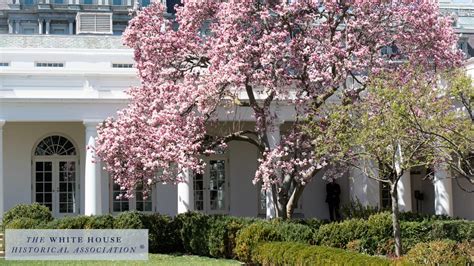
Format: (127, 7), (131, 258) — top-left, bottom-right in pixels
(136, 184), (152, 212)
(141, 0), (150, 7)
(0, 62), (9, 67)
(33, 135), (79, 217)
(23, 28), (35, 35)
(36, 62), (64, 68)
(82, 0), (93, 3)
(54, 0), (63, 3)
(380, 182), (391, 209)
(76, 13), (112, 35)
(52, 28), (66, 35)
(112, 63), (133, 68)
(112, 183), (130, 212)
(193, 156), (229, 214)
(111, 182), (153, 212)
(112, 0), (122, 5)
(23, 0), (34, 5)
(113, 30), (123, 36)
(166, 0), (182, 13)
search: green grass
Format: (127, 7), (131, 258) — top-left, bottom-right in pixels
(0, 254), (241, 265)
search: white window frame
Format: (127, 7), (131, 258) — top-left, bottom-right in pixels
(76, 12), (113, 35)
(194, 153), (230, 214)
(109, 179), (155, 214)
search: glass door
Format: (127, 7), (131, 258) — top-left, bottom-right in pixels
(57, 161), (77, 216)
(34, 161), (54, 212)
(33, 159), (78, 217)
(193, 158), (228, 214)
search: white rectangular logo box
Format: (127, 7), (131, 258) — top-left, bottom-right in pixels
(5, 229), (148, 260)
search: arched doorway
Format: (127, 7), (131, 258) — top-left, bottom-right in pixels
(32, 135), (79, 217)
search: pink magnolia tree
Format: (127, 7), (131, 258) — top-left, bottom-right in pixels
(95, 0), (462, 218)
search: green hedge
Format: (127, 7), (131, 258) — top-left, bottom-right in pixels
(234, 219), (315, 261)
(3, 204), (473, 261)
(3, 203), (53, 228)
(404, 240), (472, 265)
(315, 211), (474, 255)
(252, 242), (391, 265)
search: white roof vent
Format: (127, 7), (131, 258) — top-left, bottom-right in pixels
(76, 13), (113, 35)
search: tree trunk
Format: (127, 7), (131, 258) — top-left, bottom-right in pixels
(390, 182), (403, 257)
(286, 185), (304, 219)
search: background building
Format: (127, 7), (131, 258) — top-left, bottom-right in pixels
(0, 1), (472, 220)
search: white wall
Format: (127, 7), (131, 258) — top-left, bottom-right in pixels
(228, 141), (259, 217)
(410, 167), (435, 215)
(349, 166), (380, 207)
(3, 122), (85, 213)
(452, 178), (474, 220)
(156, 183), (178, 216)
(302, 170), (350, 219)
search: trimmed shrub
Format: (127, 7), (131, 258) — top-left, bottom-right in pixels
(291, 218), (326, 231)
(428, 220), (474, 242)
(234, 221), (282, 262)
(404, 240), (472, 265)
(3, 203), (53, 227)
(113, 211), (144, 229)
(4, 217), (45, 229)
(234, 219), (315, 262)
(341, 200), (382, 220)
(46, 216), (91, 229)
(252, 242), (391, 265)
(314, 218), (368, 249)
(176, 212), (211, 256)
(270, 219), (315, 244)
(142, 213), (182, 254)
(364, 212), (393, 254)
(207, 216), (256, 258)
(398, 212), (454, 222)
(84, 215), (114, 229)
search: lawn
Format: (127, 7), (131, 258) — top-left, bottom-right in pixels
(0, 254), (241, 265)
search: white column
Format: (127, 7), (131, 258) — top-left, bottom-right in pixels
(0, 120), (5, 219)
(45, 20), (50, 35)
(14, 20), (19, 34)
(397, 171), (412, 212)
(177, 168), (193, 213)
(7, 20), (13, 34)
(434, 166), (453, 216)
(68, 20), (74, 35)
(84, 121), (102, 216)
(38, 19), (43, 34)
(349, 161), (380, 207)
(265, 121), (281, 219)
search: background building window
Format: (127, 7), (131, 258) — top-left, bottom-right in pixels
(380, 182), (391, 209)
(141, 0), (150, 7)
(112, 0), (122, 5)
(112, 183), (129, 212)
(136, 184), (152, 212)
(36, 62), (64, 67)
(111, 181), (154, 212)
(112, 63), (133, 68)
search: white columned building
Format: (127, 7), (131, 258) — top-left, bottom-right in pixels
(0, 120), (5, 218)
(84, 120), (102, 215)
